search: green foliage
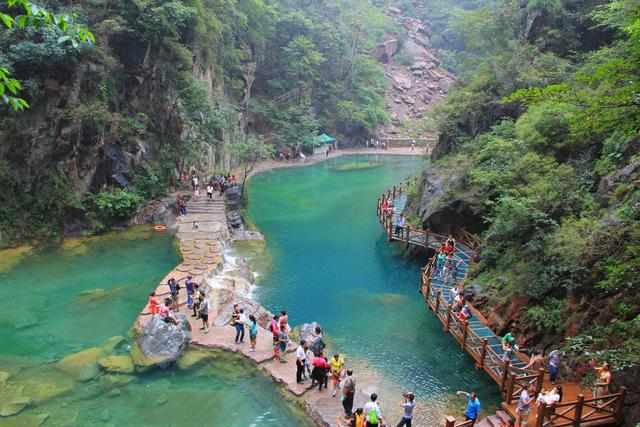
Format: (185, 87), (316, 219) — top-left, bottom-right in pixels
(85, 189), (143, 229)
(0, 0), (94, 111)
(425, 0), (640, 368)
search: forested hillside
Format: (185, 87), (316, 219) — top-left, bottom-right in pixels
(0, 0), (393, 243)
(409, 0), (640, 407)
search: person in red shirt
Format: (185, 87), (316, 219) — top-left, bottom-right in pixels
(147, 292), (160, 314)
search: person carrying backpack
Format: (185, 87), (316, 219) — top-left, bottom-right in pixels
(363, 393), (382, 427)
(310, 326), (326, 357)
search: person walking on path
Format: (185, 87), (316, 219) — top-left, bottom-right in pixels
(516, 385), (535, 427)
(168, 278), (180, 310)
(270, 314), (281, 360)
(396, 392), (416, 427)
(456, 390), (480, 426)
(329, 353), (346, 397)
(278, 328), (289, 363)
(548, 349), (561, 384)
(248, 314), (258, 352)
(296, 340), (307, 383)
(231, 305), (245, 344)
(342, 370), (356, 417)
(395, 214), (406, 237)
(185, 276), (195, 309)
(310, 326), (326, 357)
(363, 393), (383, 427)
(206, 183), (214, 200)
(198, 294), (209, 334)
(312, 353), (330, 391)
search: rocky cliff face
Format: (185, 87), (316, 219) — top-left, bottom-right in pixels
(373, 8), (455, 139)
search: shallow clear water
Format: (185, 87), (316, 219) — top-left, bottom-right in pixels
(248, 155), (500, 418)
(0, 227), (311, 427)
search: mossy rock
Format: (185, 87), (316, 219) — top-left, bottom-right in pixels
(129, 341), (168, 373)
(0, 245), (33, 273)
(98, 355), (135, 374)
(100, 336), (127, 354)
(0, 384), (31, 417)
(55, 347), (104, 381)
(0, 370), (10, 384)
(22, 378), (74, 404)
(0, 413), (49, 427)
(176, 348), (217, 370)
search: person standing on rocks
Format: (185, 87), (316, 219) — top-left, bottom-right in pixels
(198, 293), (209, 334)
(342, 369), (356, 417)
(191, 284), (201, 317)
(278, 326), (289, 363)
(296, 340), (307, 383)
(396, 392), (416, 427)
(363, 393), (383, 427)
(168, 278), (180, 310)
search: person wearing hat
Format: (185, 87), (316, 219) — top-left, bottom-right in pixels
(397, 392), (416, 427)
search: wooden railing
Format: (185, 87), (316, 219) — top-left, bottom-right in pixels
(379, 181), (627, 427)
(445, 416), (474, 427)
(536, 389), (626, 427)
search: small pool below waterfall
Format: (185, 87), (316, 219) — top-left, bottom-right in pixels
(248, 155), (500, 423)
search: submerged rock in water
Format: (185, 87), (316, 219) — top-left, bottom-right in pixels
(98, 355), (135, 374)
(176, 348), (217, 370)
(74, 287), (126, 305)
(132, 314), (191, 371)
(0, 413), (49, 427)
(55, 347), (103, 382)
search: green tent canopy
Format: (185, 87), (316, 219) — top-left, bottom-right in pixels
(315, 133), (336, 145)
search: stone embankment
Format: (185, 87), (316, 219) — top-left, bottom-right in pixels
(132, 191), (380, 427)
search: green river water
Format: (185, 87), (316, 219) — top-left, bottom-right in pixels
(248, 155), (499, 423)
(0, 228), (311, 427)
(0, 155), (498, 427)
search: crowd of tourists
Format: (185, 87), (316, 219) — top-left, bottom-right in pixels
(175, 173), (238, 216)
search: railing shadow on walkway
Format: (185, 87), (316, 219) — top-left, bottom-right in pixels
(376, 180), (626, 427)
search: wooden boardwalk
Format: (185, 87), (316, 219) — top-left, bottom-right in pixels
(377, 183), (626, 427)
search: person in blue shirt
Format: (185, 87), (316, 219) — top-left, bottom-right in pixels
(456, 390), (480, 425)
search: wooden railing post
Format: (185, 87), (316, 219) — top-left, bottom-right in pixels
(506, 375), (515, 405)
(462, 321), (469, 350)
(445, 416), (455, 427)
(405, 225), (410, 248)
(536, 403), (546, 427)
(616, 387), (627, 424)
(573, 394), (584, 427)
(477, 339), (488, 369)
(435, 290), (441, 314)
(445, 305), (452, 332)
(501, 360), (511, 392)
(387, 217), (393, 241)
(535, 368), (545, 396)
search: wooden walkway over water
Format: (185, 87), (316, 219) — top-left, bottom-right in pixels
(377, 182), (626, 427)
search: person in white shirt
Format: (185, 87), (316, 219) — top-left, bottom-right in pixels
(296, 340), (307, 384)
(363, 393), (383, 427)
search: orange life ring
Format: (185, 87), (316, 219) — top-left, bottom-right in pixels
(154, 224), (167, 231)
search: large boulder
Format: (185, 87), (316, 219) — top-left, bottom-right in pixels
(417, 167), (485, 235)
(132, 314), (191, 371)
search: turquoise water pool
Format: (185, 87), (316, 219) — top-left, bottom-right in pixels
(248, 155), (500, 420)
(0, 228), (311, 427)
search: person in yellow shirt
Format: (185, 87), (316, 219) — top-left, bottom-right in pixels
(329, 353), (346, 397)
